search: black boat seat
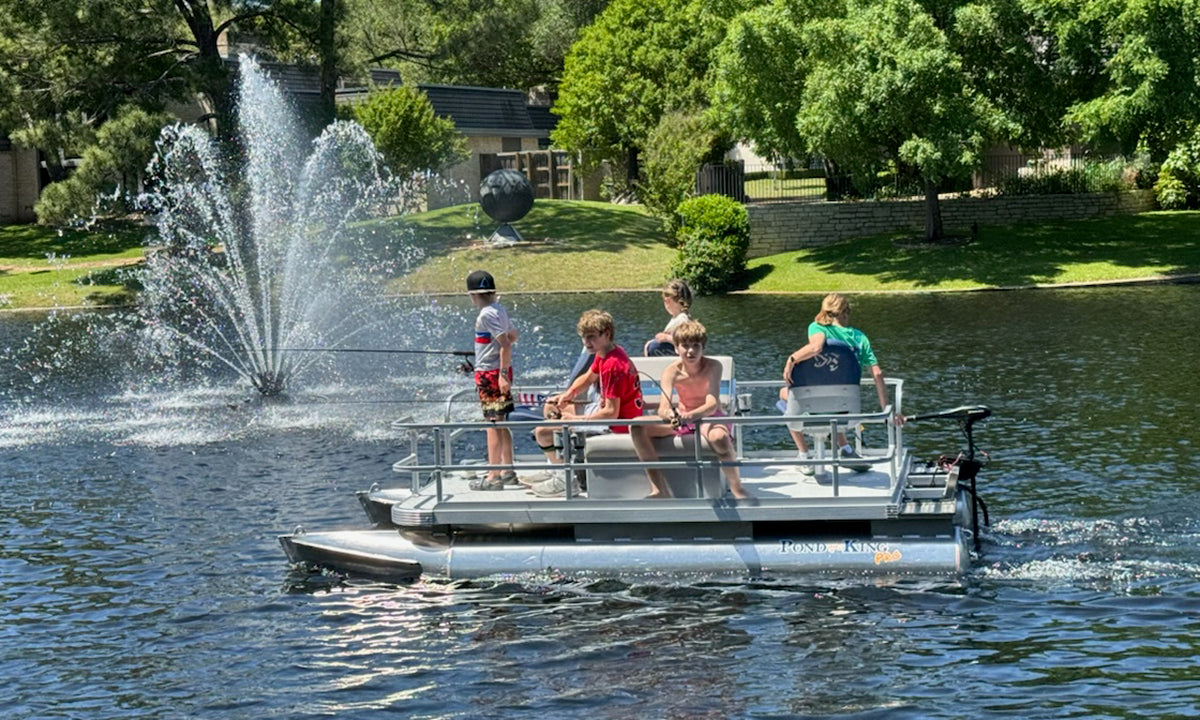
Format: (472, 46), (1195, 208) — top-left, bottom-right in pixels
(784, 339), (862, 460)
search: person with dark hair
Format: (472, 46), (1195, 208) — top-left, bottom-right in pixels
(644, 278), (693, 356)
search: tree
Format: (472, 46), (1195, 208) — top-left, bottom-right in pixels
(349, 85), (467, 175)
(34, 106), (173, 224)
(551, 0), (748, 184)
(638, 111), (722, 236)
(803, 0), (1014, 240)
(0, 0), (340, 170)
(339, 0), (609, 91)
(713, 0), (1023, 242)
(710, 0), (825, 164)
(0, 0), (183, 179)
(1043, 0), (1200, 160)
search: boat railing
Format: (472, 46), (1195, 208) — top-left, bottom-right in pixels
(389, 376), (905, 502)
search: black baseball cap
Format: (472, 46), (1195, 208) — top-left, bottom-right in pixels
(466, 270), (497, 294)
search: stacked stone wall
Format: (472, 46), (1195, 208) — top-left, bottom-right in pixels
(746, 190), (1156, 258)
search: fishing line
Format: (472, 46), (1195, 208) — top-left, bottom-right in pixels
(270, 347), (472, 356)
(270, 347), (475, 373)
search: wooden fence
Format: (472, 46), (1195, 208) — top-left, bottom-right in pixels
(480, 151), (576, 199)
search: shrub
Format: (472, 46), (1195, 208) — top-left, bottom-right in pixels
(350, 85), (468, 175)
(669, 194), (750, 294)
(35, 106), (172, 225)
(1155, 134), (1200, 210)
(638, 111), (720, 240)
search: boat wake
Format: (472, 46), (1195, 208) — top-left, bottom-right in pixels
(979, 516), (1200, 587)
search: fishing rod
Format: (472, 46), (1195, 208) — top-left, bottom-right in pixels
(269, 347), (475, 373)
(270, 347), (473, 356)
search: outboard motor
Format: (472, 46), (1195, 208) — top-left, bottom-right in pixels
(907, 405), (992, 551)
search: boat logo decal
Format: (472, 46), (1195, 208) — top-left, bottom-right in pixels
(778, 538), (903, 564)
(873, 549), (902, 564)
(813, 352), (839, 371)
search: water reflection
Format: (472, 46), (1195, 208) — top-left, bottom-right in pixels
(4, 285), (1200, 717)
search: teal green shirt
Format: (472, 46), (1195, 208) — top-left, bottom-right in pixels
(807, 321), (878, 369)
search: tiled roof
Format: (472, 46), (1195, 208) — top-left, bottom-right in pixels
(367, 68), (402, 87)
(418, 84), (544, 136)
(232, 59), (323, 98)
(526, 105), (559, 133)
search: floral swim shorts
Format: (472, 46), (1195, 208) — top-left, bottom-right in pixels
(475, 368), (514, 421)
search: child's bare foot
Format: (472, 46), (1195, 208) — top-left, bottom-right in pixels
(645, 490), (672, 499)
(729, 485), (753, 499)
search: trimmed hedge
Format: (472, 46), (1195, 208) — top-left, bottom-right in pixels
(669, 194), (750, 294)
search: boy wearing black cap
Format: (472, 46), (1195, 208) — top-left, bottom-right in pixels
(467, 270), (519, 490)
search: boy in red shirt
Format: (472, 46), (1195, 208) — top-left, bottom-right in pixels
(530, 309), (653, 496)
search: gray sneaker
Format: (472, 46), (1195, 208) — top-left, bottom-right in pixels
(840, 446), (871, 473)
(530, 474), (582, 497)
(519, 469), (554, 487)
(797, 451), (815, 476)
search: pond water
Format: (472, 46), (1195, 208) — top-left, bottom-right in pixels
(3, 285), (1200, 719)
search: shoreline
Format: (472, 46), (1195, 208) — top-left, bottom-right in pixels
(4, 273), (1198, 313)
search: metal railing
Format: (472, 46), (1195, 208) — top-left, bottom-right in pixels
(389, 378), (906, 502)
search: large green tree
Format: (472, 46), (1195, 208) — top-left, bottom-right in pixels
(1042, 0), (1200, 160)
(0, 0), (181, 179)
(713, 0), (1042, 241)
(551, 0), (750, 183)
(340, 0), (608, 90)
(0, 0), (344, 174)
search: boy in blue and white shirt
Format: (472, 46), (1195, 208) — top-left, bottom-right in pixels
(467, 270), (519, 490)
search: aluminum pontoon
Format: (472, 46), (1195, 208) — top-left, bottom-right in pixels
(280, 353), (991, 582)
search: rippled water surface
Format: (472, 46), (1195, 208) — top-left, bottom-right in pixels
(3, 286), (1200, 719)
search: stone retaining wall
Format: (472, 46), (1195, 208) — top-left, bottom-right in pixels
(746, 190), (1157, 258)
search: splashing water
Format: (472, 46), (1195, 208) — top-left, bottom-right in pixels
(136, 56), (415, 396)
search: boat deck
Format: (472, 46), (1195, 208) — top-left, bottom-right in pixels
(368, 450), (959, 529)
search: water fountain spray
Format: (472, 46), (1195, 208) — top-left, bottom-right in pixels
(137, 57), (403, 396)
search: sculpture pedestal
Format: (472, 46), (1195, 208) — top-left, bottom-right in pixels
(487, 223), (524, 246)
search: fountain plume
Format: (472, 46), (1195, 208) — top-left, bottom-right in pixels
(137, 57), (403, 395)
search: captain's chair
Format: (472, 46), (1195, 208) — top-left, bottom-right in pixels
(784, 338), (861, 472)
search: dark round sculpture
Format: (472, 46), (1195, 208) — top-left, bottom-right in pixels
(480, 169), (534, 223)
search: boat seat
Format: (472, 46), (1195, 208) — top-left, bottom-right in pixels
(580, 355), (735, 499)
(644, 338), (676, 356)
(583, 433), (724, 499)
(784, 339), (861, 463)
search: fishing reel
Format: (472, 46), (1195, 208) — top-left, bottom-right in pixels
(453, 351), (475, 375)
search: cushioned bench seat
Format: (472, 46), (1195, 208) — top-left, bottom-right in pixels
(583, 433), (724, 499)
(581, 355), (734, 500)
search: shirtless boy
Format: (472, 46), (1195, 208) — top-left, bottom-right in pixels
(635, 320), (751, 499)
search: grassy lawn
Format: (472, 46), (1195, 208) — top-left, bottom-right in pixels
(0, 223), (149, 308)
(369, 199), (674, 294)
(3, 202), (1199, 309)
(745, 210), (1200, 292)
(743, 175), (825, 201)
